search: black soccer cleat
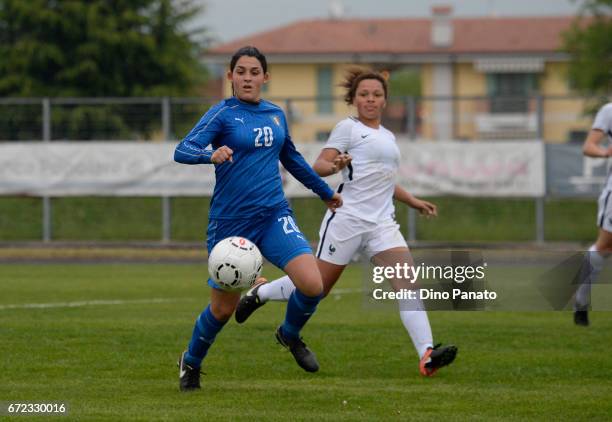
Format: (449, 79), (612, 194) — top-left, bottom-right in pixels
(235, 278), (267, 323)
(178, 351), (202, 391)
(419, 343), (458, 376)
(275, 326), (319, 373)
(574, 310), (589, 327)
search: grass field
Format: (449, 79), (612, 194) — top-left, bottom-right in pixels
(1, 261), (612, 420)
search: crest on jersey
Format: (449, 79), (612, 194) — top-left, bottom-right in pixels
(328, 244), (336, 255)
(272, 116), (281, 127)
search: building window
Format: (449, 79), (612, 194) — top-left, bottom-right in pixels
(567, 76), (578, 93)
(317, 66), (333, 114)
(316, 130), (331, 142)
(487, 73), (538, 113)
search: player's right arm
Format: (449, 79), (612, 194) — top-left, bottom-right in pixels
(583, 104), (612, 158)
(174, 102), (232, 165)
(313, 149), (352, 176)
(313, 119), (353, 176)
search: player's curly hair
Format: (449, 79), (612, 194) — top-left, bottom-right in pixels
(340, 67), (389, 105)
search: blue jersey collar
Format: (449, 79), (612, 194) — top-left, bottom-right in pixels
(229, 96), (265, 109)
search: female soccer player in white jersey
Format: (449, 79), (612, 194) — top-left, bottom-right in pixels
(235, 68), (457, 376)
(173, 46), (342, 391)
(574, 102), (612, 326)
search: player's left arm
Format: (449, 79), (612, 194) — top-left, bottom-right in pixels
(394, 184), (437, 217)
(584, 104), (612, 157)
(582, 129), (610, 158)
(280, 137), (343, 209)
(278, 119), (331, 195)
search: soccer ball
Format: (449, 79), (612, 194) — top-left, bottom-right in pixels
(208, 237), (263, 291)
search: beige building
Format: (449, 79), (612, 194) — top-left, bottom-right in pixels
(205, 7), (589, 143)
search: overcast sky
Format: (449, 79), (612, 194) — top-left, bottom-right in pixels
(192, 0), (582, 44)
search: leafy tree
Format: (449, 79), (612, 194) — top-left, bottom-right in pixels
(388, 68), (421, 98)
(0, 0), (206, 97)
(0, 0), (208, 140)
(382, 68), (422, 134)
(564, 0), (612, 103)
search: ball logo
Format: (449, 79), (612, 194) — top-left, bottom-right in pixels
(239, 238), (246, 246)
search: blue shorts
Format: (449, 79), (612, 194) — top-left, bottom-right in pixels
(206, 206), (312, 290)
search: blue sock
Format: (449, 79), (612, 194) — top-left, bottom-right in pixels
(281, 289), (322, 339)
(184, 305), (226, 368)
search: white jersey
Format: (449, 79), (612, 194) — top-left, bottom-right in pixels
(324, 117), (400, 230)
(593, 103), (612, 190)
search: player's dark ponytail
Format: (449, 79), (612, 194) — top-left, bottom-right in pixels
(230, 46), (268, 73)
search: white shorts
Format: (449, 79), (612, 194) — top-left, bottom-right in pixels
(315, 213), (408, 266)
(597, 188), (612, 232)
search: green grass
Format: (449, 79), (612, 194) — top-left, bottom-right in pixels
(53, 197), (163, 240)
(1, 263), (611, 420)
(171, 197), (211, 241)
(0, 196), (600, 243)
(0, 197), (42, 240)
(544, 198), (598, 241)
(414, 197), (536, 242)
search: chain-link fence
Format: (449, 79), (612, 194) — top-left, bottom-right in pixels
(0, 95), (606, 244)
(0, 95), (601, 143)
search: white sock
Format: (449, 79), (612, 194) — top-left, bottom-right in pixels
(398, 298), (433, 359)
(257, 275), (296, 302)
(575, 245), (607, 310)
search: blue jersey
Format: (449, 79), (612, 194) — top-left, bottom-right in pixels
(174, 97), (334, 219)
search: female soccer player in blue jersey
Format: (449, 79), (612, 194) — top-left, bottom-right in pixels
(235, 68), (457, 377)
(174, 46), (342, 390)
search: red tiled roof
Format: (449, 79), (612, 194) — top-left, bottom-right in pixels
(432, 6), (452, 15)
(209, 16), (576, 55)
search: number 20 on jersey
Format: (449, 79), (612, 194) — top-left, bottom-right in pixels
(254, 127), (273, 147)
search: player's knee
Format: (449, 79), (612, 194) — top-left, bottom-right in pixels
(299, 279), (323, 297)
(598, 246), (612, 255)
(595, 240), (612, 254)
(210, 300), (236, 322)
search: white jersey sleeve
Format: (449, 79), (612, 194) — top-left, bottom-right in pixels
(593, 103), (612, 135)
(324, 118), (354, 152)
(324, 117), (400, 227)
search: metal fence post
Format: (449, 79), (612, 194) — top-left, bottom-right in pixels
(408, 207), (417, 243)
(42, 98), (51, 141)
(42, 197), (52, 242)
(42, 98), (52, 242)
(162, 97), (171, 141)
(535, 196), (545, 244)
(285, 98), (294, 130)
(405, 96), (417, 140)
(536, 95), (544, 140)
(161, 97), (172, 243)
(162, 197), (171, 243)
(536, 98), (546, 244)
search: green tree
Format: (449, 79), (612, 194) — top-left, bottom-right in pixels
(0, 0), (208, 140)
(0, 0), (206, 97)
(388, 68), (421, 97)
(564, 0), (612, 101)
